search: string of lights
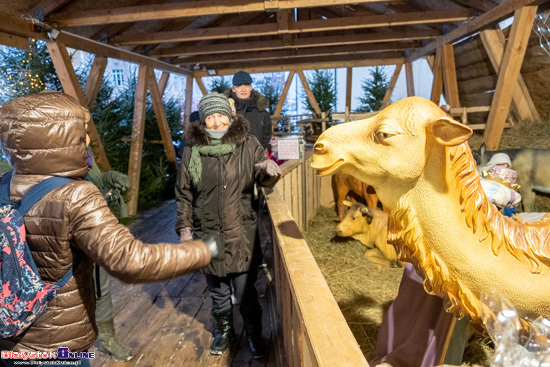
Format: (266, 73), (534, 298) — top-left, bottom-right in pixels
(0, 38), (48, 102)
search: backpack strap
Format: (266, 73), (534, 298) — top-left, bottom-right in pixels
(16, 176), (73, 215)
(13, 175), (74, 287)
(0, 171), (13, 206)
(56, 266), (74, 288)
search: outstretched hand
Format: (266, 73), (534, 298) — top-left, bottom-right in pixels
(254, 159), (281, 177)
(201, 233), (224, 261)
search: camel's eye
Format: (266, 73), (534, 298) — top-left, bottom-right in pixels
(374, 129), (395, 144)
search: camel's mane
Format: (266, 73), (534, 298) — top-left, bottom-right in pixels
(452, 142), (550, 271)
(387, 141), (550, 321)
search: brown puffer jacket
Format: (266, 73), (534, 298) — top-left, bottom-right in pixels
(0, 92), (211, 352)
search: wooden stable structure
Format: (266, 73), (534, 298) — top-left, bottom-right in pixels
(0, 0), (548, 214)
(0, 1), (549, 364)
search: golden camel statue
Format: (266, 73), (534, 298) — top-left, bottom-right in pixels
(311, 97), (550, 326)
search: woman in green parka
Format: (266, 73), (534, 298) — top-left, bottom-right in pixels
(175, 92), (281, 359)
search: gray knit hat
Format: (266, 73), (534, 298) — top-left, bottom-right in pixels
(198, 92), (233, 122)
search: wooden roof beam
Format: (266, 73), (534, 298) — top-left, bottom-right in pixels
(150, 29), (441, 58)
(0, 31), (28, 49)
(448, 0), (499, 13)
(49, 0), (404, 27)
(175, 42), (421, 65)
(194, 53), (406, 76)
(30, 0), (72, 19)
(111, 10), (469, 46)
(0, 12), (191, 76)
(407, 0), (544, 61)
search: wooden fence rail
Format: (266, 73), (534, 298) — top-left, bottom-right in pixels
(264, 151), (369, 366)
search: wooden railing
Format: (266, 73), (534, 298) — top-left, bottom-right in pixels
(264, 152), (369, 367)
(272, 151), (321, 230)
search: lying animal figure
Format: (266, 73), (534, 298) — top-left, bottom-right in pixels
(336, 200), (402, 268)
(474, 143), (550, 212)
(312, 96), (550, 330)
(332, 173), (380, 220)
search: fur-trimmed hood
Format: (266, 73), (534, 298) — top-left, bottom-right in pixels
(184, 113), (250, 147)
(223, 89), (269, 112)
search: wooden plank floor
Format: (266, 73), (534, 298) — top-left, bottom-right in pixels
(90, 200), (283, 367)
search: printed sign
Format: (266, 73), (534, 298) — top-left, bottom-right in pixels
(277, 137), (301, 160)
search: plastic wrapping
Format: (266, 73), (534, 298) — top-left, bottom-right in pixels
(480, 292), (550, 366)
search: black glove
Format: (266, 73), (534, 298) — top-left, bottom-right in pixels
(201, 233), (224, 261)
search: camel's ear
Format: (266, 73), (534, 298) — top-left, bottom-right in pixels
(359, 206), (374, 224)
(342, 200), (353, 207)
(431, 117), (472, 146)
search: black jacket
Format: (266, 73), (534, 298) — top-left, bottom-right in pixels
(175, 115), (279, 276)
(224, 89), (272, 149)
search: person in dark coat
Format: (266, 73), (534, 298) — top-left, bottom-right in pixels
(175, 92), (281, 359)
(223, 71), (272, 149)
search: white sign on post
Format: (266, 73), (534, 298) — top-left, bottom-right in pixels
(277, 136), (301, 160)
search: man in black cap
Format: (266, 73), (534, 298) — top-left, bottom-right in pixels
(223, 71), (272, 149)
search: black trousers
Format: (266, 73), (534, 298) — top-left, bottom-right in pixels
(205, 270), (261, 317)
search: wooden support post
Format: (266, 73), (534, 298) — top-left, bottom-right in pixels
(193, 73), (208, 96)
(345, 67), (352, 115)
(480, 28), (540, 121)
(158, 72), (170, 95)
(381, 62), (402, 109)
(345, 106), (350, 122)
(484, 5), (537, 150)
(297, 70), (322, 116)
(405, 61), (415, 97)
(430, 48), (444, 105)
(147, 68), (177, 168)
(46, 41), (111, 171)
(442, 44), (461, 108)
(461, 107), (468, 124)
(184, 76), (194, 124)
(84, 56), (107, 108)
(127, 65), (149, 216)
(425, 55), (435, 69)
(321, 112), (327, 132)
(274, 70), (295, 117)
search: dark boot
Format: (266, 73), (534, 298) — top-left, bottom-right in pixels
(97, 319), (133, 362)
(210, 309), (235, 355)
(243, 313), (266, 359)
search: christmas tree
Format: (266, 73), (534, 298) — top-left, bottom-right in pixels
(0, 39), (61, 103)
(357, 66), (390, 112)
(301, 70), (336, 117)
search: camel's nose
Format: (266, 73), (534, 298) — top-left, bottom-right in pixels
(313, 142), (327, 155)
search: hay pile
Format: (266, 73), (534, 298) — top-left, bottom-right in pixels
(304, 207), (494, 366)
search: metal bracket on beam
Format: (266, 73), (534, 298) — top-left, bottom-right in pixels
(33, 9), (44, 22)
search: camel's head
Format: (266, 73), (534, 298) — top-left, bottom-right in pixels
(311, 97), (472, 189)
